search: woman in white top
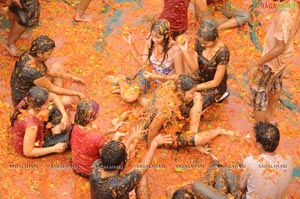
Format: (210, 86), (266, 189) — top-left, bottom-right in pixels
(110, 19), (185, 103)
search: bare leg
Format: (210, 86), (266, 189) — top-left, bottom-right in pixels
(118, 79), (140, 103)
(217, 18), (240, 31)
(5, 21), (26, 56)
(8, 11), (17, 32)
(189, 92), (203, 133)
(136, 173), (149, 199)
(266, 92), (280, 122)
(194, 128), (234, 147)
(253, 110), (267, 122)
(74, 0), (93, 22)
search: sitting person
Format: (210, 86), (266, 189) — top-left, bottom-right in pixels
(167, 156), (239, 199)
(10, 35), (85, 107)
(179, 19), (230, 117)
(90, 134), (173, 199)
(10, 86), (69, 157)
(111, 19), (185, 103)
(239, 122), (293, 198)
(193, 0), (249, 30)
(128, 74), (234, 154)
(70, 99), (127, 178)
(171, 189), (195, 199)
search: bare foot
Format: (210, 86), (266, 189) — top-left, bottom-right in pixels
(112, 88), (120, 94)
(120, 110), (132, 121)
(108, 75), (125, 84)
(221, 130), (239, 137)
(73, 14), (93, 22)
(20, 31), (32, 40)
(196, 145), (211, 155)
(3, 43), (21, 57)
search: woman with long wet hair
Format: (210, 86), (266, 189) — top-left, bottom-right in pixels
(110, 19), (185, 103)
(10, 87), (69, 157)
(179, 18), (230, 118)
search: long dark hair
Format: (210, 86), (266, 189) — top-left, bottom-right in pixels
(10, 87), (49, 126)
(148, 19), (171, 66)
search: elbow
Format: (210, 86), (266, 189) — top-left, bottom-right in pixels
(23, 149), (35, 158)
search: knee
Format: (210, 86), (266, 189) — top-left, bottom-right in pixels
(61, 96), (73, 106)
(235, 11), (249, 25)
(193, 92), (203, 103)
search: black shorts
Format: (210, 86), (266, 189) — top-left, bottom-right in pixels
(9, 0), (40, 27)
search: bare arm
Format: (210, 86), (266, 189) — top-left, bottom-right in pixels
(34, 76), (85, 98)
(196, 64), (226, 91)
(178, 40), (198, 72)
(47, 63), (86, 85)
(125, 33), (149, 67)
(48, 92), (68, 129)
(137, 134), (172, 175)
(23, 126), (66, 157)
(256, 39), (286, 66)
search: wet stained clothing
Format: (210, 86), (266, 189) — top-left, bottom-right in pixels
(11, 113), (44, 155)
(250, 65), (283, 111)
(10, 100), (67, 155)
(90, 160), (143, 199)
(193, 45), (229, 109)
(240, 154), (293, 199)
(9, 0), (40, 27)
(192, 161), (240, 199)
(139, 80), (196, 147)
(159, 0), (191, 33)
(149, 41), (182, 75)
(262, 10), (297, 73)
(11, 52), (47, 107)
(70, 125), (106, 176)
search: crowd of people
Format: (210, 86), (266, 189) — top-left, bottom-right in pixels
(3, 0), (300, 198)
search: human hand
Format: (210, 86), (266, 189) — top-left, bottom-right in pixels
(143, 71), (152, 80)
(113, 131), (128, 141)
(123, 32), (132, 45)
(76, 92), (85, 99)
(152, 134), (173, 147)
(60, 114), (68, 130)
(53, 142), (67, 153)
(72, 76), (86, 85)
(130, 125), (146, 140)
(112, 121), (127, 132)
(177, 36), (188, 52)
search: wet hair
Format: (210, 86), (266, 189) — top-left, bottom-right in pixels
(74, 99), (99, 126)
(100, 140), (127, 172)
(197, 18), (218, 42)
(172, 189), (195, 199)
(175, 74), (196, 92)
(254, 122), (280, 153)
(29, 35), (55, 57)
(148, 19), (171, 66)
(10, 86), (49, 126)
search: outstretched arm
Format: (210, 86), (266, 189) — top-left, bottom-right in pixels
(34, 76), (85, 99)
(23, 126), (67, 157)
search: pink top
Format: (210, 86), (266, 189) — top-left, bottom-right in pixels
(11, 114), (45, 155)
(70, 125), (107, 176)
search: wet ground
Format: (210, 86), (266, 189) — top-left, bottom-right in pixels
(0, 0), (299, 198)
